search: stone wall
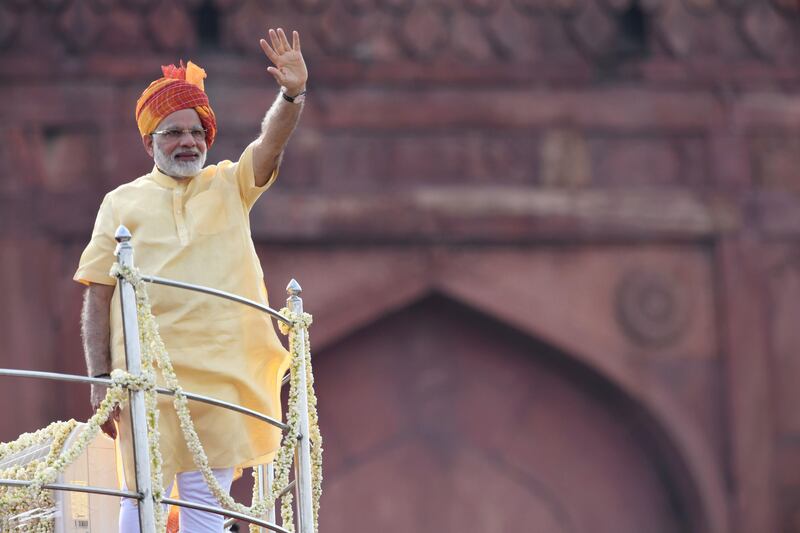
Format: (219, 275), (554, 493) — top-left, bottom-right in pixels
(1, 0), (800, 531)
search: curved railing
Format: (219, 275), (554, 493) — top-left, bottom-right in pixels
(0, 225), (317, 533)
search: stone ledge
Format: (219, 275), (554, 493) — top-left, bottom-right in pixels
(249, 186), (739, 243)
(0, 186), (749, 243)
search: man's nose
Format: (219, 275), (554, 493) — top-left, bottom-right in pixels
(178, 133), (197, 147)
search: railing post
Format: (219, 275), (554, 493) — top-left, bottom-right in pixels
(256, 463), (276, 531)
(287, 280), (314, 533)
(115, 225), (157, 533)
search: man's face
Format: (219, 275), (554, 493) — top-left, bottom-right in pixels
(143, 108), (207, 179)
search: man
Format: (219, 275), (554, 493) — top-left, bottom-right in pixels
(74, 28), (308, 532)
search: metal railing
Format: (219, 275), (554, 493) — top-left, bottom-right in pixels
(0, 224), (316, 533)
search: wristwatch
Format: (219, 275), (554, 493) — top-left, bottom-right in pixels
(282, 88), (306, 104)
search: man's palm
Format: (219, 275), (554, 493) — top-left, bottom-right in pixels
(260, 28), (308, 95)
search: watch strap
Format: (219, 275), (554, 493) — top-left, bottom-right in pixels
(282, 89), (306, 103)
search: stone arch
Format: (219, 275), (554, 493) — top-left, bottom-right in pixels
(311, 290), (726, 533)
(260, 245), (728, 532)
(429, 281), (730, 533)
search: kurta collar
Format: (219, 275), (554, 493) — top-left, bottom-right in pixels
(151, 166), (194, 189)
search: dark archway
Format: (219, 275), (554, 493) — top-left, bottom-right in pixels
(314, 293), (694, 533)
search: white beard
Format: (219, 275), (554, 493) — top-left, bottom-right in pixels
(153, 141), (207, 179)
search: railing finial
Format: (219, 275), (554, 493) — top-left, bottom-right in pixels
(115, 225), (132, 243)
(287, 279), (302, 297)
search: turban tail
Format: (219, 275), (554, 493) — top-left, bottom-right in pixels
(135, 61), (217, 147)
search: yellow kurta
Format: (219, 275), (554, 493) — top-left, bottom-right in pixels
(74, 142), (290, 488)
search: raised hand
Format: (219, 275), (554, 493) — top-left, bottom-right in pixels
(260, 28), (308, 97)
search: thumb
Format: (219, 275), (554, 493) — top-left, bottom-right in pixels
(267, 66), (285, 86)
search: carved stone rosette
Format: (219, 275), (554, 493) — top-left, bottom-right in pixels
(615, 268), (689, 348)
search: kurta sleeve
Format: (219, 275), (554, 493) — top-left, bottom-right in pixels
(73, 193), (118, 286)
(233, 141), (279, 211)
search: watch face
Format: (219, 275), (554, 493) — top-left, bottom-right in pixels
(294, 93), (306, 104)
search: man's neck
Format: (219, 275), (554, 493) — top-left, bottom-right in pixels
(157, 166), (195, 181)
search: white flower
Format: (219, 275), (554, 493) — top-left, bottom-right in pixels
(2, 266), (323, 533)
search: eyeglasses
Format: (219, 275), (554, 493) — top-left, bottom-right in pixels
(151, 128), (207, 142)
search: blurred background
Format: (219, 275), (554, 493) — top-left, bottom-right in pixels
(2, 0), (800, 532)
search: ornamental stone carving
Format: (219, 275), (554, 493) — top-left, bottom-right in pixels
(742, 2), (794, 60)
(343, 0), (373, 13)
(615, 268), (689, 348)
(397, 4), (450, 59)
(0, 0), (798, 67)
(568, 0), (617, 58)
(293, 0), (330, 15)
(600, 0), (635, 12)
(465, 0), (502, 16)
(683, 0), (716, 13)
(147, 1), (197, 52)
(772, 0), (800, 13)
(378, 0), (414, 14)
(56, 0), (102, 52)
(0, 5), (19, 50)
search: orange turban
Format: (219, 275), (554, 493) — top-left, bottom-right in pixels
(135, 60), (217, 147)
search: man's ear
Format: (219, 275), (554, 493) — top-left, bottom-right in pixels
(142, 134), (154, 158)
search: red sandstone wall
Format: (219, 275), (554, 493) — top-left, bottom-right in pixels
(2, 1), (800, 531)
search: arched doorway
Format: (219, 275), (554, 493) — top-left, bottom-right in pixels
(315, 294), (693, 533)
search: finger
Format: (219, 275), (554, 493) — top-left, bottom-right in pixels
(278, 28), (291, 51)
(293, 30), (301, 52)
(259, 38), (279, 64)
(267, 66), (286, 86)
(274, 28), (287, 54)
(269, 29), (282, 54)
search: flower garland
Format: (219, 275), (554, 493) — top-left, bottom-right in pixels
(277, 308), (323, 533)
(113, 264), (323, 533)
(1, 265), (323, 533)
(0, 420), (75, 532)
(0, 381), (128, 532)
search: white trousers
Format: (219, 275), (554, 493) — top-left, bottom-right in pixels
(119, 468), (235, 533)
